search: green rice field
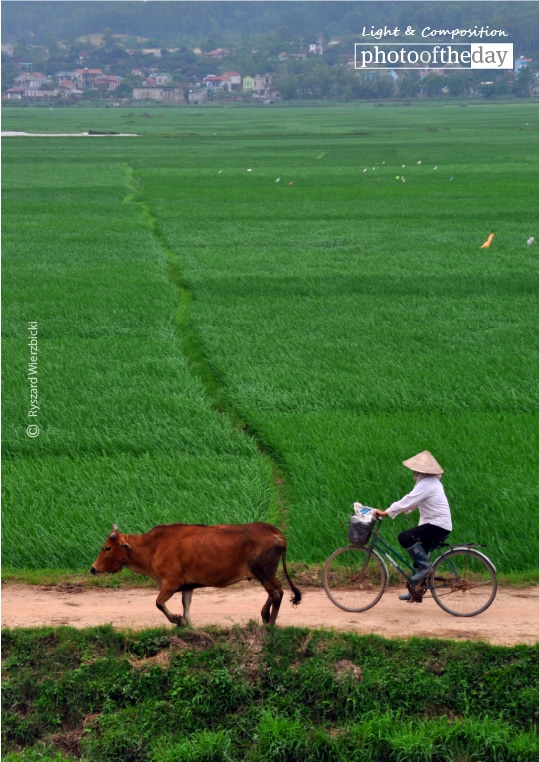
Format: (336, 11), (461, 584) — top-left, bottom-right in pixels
(2, 102), (538, 576)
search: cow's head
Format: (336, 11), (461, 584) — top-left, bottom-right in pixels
(91, 524), (131, 576)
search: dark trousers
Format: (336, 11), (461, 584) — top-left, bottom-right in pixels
(398, 523), (450, 554)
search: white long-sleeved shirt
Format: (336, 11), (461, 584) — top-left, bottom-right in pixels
(386, 475), (452, 532)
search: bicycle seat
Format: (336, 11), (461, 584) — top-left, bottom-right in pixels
(426, 540), (451, 555)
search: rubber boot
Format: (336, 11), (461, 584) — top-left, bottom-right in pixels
(399, 562), (419, 600)
(407, 542), (433, 586)
(399, 593), (423, 602)
(399, 583), (424, 603)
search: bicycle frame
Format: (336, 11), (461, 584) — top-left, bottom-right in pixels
(363, 520), (416, 585)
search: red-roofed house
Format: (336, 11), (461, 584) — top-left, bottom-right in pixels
(203, 72), (241, 91)
(5, 88), (26, 100)
(203, 75), (228, 90)
(13, 72), (48, 90)
(221, 71), (242, 90)
(94, 75), (123, 91)
(205, 48), (230, 61)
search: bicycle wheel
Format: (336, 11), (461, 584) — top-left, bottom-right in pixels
(323, 546), (388, 612)
(430, 548), (497, 617)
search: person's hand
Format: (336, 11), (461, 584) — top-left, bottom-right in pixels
(372, 509), (387, 518)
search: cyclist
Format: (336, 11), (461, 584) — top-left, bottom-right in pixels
(372, 450), (452, 603)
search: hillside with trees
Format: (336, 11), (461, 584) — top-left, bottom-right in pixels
(3, 1), (539, 53)
(2, 1), (538, 102)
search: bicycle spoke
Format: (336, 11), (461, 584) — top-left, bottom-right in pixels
(323, 546), (387, 612)
(430, 549), (497, 617)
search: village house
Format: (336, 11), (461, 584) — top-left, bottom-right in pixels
(4, 87), (25, 99)
(242, 74), (279, 100)
(515, 56), (533, 72)
(7, 72), (52, 98)
(13, 72), (49, 90)
(132, 85), (183, 101)
(242, 74), (267, 93)
(143, 73), (173, 86)
(203, 75), (227, 89)
(72, 68), (103, 89)
(187, 88), (208, 104)
(203, 71), (241, 91)
(222, 72), (242, 90)
(56, 79), (82, 98)
(94, 74), (123, 91)
(54, 71), (74, 83)
(205, 48), (230, 61)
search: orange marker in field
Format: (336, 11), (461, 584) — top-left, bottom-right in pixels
(480, 233), (495, 249)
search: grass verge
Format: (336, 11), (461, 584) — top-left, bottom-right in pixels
(2, 625), (538, 761)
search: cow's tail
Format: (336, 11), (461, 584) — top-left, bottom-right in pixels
(281, 541), (302, 606)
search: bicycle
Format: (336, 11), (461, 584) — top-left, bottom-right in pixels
(323, 516), (497, 617)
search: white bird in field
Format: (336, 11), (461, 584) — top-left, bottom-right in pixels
(527, 236), (535, 246)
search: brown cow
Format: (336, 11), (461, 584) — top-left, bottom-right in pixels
(91, 522), (301, 626)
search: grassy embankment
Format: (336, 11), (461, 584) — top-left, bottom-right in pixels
(3, 625), (538, 761)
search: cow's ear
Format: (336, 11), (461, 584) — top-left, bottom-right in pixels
(109, 532), (117, 540)
(121, 542), (131, 550)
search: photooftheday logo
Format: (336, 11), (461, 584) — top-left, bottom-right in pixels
(355, 43), (514, 70)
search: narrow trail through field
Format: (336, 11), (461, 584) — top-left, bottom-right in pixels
(3, 583), (538, 647)
(123, 165), (290, 525)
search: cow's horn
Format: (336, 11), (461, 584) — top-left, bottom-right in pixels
(112, 523), (118, 532)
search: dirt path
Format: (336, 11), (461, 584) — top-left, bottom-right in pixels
(2, 583), (538, 646)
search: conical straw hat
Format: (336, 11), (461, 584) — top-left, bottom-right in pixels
(402, 450), (444, 475)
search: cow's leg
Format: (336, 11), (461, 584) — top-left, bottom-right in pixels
(260, 578), (284, 625)
(181, 589), (193, 625)
(261, 595), (272, 623)
(156, 584), (188, 626)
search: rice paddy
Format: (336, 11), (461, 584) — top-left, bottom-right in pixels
(2, 102), (538, 574)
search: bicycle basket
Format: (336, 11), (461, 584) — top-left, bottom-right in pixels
(348, 515), (374, 546)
